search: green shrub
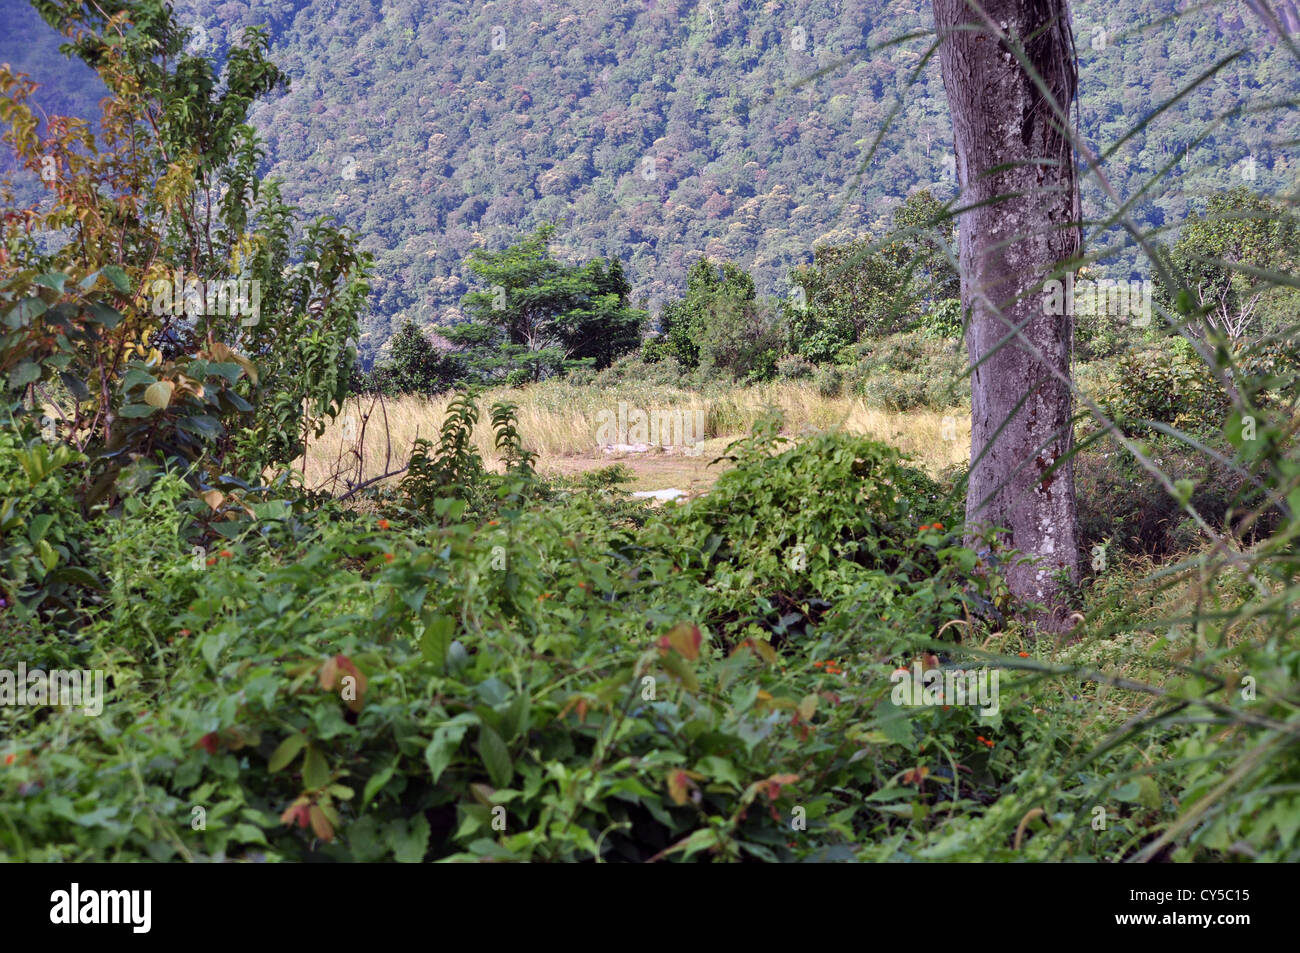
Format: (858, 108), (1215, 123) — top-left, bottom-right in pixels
(916, 298), (963, 340)
(1074, 309), (1126, 361)
(1075, 432), (1271, 558)
(776, 353), (815, 380)
(0, 427), (96, 624)
(813, 364), (842, 398)
(1100, 339), (1229, 439)
(0, 416), (1021, 863)
(843, 332), (969, 410)
(594, 353), (698, 388)
(365, 320), (462, 396)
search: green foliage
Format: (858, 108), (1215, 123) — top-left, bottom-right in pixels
(489, 401), (537, 477)
(4, 0), (1300, 869)
(0, 425), (95, 622)
(3, 405), (1299, 863)
(0, 418), (1005, 864)
(1, 4), (371, 490)
(786, 191), (959, 362)
(397, 390), (540, 523)
(1157, 187), (1300, 342)
(653, 257), (783, 381)
(1075, 433), (1270, 557)
(775, 353), (815, 380)
(843, 331), (970, 411)
(916, 298), (963, 341)
(1101, 339), (1230, 439)
(398, 389), (486, 518)
(365, 319), (462, 396)
(813, 364), (842, 398)
(446, 226), (644, 384)
(654, 258), (754, 369)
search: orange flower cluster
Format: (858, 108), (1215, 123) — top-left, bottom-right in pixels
(377, 518), (390, 530)
(1018, 651), (1030, 658)
(975, 735), (995, 749)
(918, 522), (945, 531)
(812, 659), (845, 675)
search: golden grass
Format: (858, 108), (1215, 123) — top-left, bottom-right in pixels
(295, 380), (971, 494)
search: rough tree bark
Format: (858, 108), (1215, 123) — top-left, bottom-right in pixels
(931, 0), (1082, 630)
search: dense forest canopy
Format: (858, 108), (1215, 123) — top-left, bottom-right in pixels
(3, 0), (1299, 363)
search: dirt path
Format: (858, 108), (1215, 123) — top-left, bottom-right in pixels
(540, 437), (736, 498)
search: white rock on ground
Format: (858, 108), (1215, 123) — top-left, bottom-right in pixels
(630, 488), (686, 502)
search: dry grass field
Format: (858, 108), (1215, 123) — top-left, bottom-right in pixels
(296, 380), (971, 495)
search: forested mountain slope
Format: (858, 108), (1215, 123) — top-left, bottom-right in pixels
(4, 0), (1298, 361)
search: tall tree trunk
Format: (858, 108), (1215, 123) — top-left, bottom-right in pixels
(931, 0), (1082, 630)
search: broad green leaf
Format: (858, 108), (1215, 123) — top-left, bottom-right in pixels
(4, 297), (46, 329)
(101, 264), (131, 292)
(9, 361), (41, 388)
(143, 380), (174, 409)
(477, 725), (513, 788)
(420, 612), (455, 670)
(268, 733), (308, 772)
(361, 758), (398, 809)
(27, 513), (53, 543)
(388, 815), (430, 863)
(33, 272), (68, 292)
(425, 714), (477, 783)
(302, 745), (330, 790)
(37, 538), (58, 570)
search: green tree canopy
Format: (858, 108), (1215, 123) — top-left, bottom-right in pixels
(1159, 186), (1300, 342)
(367, 320), (462, 396)
(445, 225), (644, 384)
(786, 190), (959, 363)
(652, 257), (757, 370)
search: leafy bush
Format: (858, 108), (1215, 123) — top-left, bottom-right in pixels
(595, 353), (699, 388)
(813, 365), (842, 398)
(786, 192), (959, 361)
(843, 332), (970, 410)
(695, 297), (783, 383)
(916, 298), (963, 340)
(0, 413), (1024, 863)
(444, 226), (644, 384)
(0, 427), (95, 623)
(6, 396), (1299, 863)
(1073, 308), (1126, 362)
(1075, 432), (1271, 558)
(1100, 339), (1229, 439)
(365, 320), (462, 396)
(775, 354), (815, 380)
(653, 258), (782, 381)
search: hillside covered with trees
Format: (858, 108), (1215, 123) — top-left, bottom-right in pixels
(4, 0), (1300, 362)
